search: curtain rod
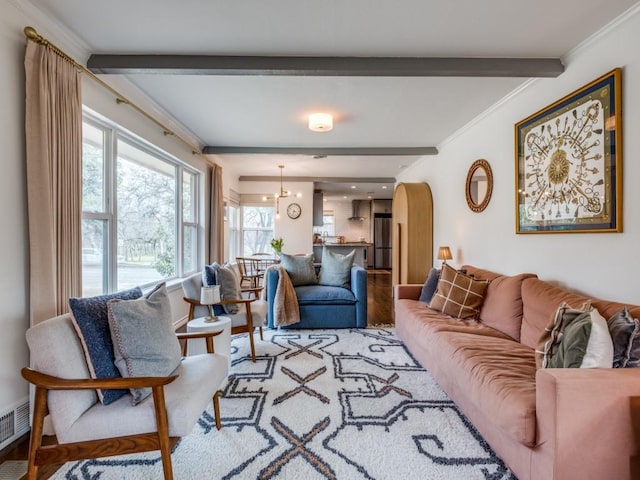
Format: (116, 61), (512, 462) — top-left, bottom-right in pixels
(23, 26), (205, 159)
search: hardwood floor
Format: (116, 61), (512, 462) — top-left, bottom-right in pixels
(366, 270), (394, 326)
(0, 270), (394, 479)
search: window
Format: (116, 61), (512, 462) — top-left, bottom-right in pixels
(313, 211), (335, 236)
(228, 203), (240, 260)
(82, 112), (200, 296)
(241, 205), (275, 256)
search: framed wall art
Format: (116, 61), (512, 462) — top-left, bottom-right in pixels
(515, 68), (622, 233)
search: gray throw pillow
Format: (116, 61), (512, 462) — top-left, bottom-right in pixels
(607, 308), (640, 368)
(318, 248), (355, 288)
(107, 283), (182, 405)
(419, 268), (441, 304)
(280, 253), (318, 286)
(217, 263), (241, 314)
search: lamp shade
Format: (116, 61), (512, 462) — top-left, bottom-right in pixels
(200, 285), (221, 305)
(308, 113), (333, 132)
(437, 246), (453, 261)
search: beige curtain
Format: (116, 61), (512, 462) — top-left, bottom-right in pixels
(208, 163), (225, 264)
(25, 40), (83, 325)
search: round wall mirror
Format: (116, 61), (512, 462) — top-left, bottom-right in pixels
(465, 159), (493, 213)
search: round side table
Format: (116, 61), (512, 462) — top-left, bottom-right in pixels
(187, 315), (231, 364)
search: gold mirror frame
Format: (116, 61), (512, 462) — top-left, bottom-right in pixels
(465, 159), (493, 213)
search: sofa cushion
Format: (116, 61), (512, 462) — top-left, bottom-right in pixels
(69, 286), (143, 405)
(535, 301), (592, 369)
(464, 266), (536, 341)
(280, 253), (318, 286)
(547, 309), (613, 368)
(108, 283), (182, 405)
(295, 285), (357, 305)
(435, 331), (538, 447)
(520, 278), (594, 350)
(429, 263), (489, 320)
(59, 354), (229, 443)
(418, 267), (441, 304)
(607, 307), (640, 368)
(318, 248), (355, 288)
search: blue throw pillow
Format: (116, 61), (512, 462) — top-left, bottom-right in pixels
(69, 286), (143, 405)
(202, 263), (227, 316)
(419, 268), (441, 304)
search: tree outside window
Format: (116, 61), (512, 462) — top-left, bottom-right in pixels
(242, 205), (274, 255)
(81, 113), (200, 296)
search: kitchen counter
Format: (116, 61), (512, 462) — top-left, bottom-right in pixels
(312, 243), (371, 268)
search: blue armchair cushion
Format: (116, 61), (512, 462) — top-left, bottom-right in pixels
(108, 283), (182, 405)
(318, 248), (355, 288)
(295, 285), (357, 305)
(280, 253), (318, 286)
(69, 286), (143, 405)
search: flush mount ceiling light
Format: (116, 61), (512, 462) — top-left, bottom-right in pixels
(308, 113), (333, 132)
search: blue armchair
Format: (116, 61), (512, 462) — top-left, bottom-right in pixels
(266, 265), (367, 329)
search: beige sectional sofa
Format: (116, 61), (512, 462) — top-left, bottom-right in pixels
(394, 265), (640, 480)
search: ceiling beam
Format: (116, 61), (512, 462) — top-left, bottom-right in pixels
(87, 55), (564, 78)
(203, 146), (437, 156)
(239, 176), (396, 183)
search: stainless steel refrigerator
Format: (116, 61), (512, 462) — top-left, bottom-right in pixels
(374, 214), (392, 269)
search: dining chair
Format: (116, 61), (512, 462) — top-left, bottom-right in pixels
(235, 256), (262, 288)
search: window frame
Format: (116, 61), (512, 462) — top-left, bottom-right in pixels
(82, 109), (201, 295)
(240, 203), (275, 256)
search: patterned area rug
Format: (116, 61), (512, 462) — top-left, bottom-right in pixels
(51, 328), (516, 480)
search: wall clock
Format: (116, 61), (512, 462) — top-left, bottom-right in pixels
(287, 203), (302, 219)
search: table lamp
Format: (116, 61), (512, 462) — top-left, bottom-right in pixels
(437, 246), (453, 265)
(200, 285), (221, 323)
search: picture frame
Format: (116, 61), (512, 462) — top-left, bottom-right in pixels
(515, 68), (622, 233)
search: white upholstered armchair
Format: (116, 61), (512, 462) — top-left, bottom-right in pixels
(22, 313), (228, 480)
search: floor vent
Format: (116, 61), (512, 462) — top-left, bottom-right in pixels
(0, 461), (28, 480)
(0, 399), (29, 451)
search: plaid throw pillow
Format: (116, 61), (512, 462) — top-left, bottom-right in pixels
(535, 301), (592, 369)
(429, 263), (489, 320)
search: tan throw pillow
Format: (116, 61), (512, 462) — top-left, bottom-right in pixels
(429, 264), (489, 320)
(535, 301), (592, 369)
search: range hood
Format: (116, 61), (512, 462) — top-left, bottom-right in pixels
(348, 200), (366, 221)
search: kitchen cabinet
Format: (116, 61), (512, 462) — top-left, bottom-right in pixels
(313, 244), (369, 268)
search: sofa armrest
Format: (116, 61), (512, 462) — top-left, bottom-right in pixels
(350, 266), (368, 328)
(535, 368), (640, 480)
(394, 284), (423, 301)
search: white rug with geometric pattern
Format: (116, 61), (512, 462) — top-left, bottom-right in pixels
(51, 328), (516, 480)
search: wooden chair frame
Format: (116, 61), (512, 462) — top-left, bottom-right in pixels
(183, 291), (264, 362)
(235, 257), (263, 288)
(22, 329), (224, 480)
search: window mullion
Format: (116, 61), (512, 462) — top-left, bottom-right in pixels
(106, 129), (118, 293)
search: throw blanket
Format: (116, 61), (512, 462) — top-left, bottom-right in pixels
(263, 265), (300, 327)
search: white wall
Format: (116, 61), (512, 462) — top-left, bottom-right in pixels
(398, 7), (640, 303)
(0, 0), (32, 412)
(239, 180), (315, 254)
(323, 199), (372, 242)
